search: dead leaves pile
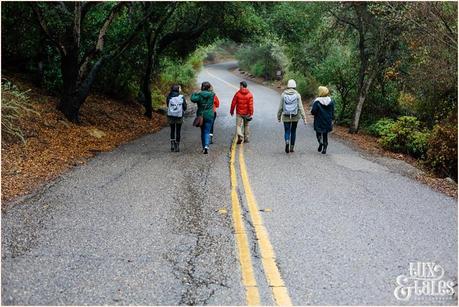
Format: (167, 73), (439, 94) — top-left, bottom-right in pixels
(1, 77), (166, 204)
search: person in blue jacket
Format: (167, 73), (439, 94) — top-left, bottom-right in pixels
(311, 86), (335, 154)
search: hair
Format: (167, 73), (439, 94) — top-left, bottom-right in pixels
(318, 86), (330, 97)
(201, 81), (212, 91)
(171, 84), (180, 92)
(240, 81), (247, 88)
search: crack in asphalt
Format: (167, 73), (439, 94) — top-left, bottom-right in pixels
(165, 155), (231, 305)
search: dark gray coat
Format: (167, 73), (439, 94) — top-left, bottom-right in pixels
(311, 97), (335, 133)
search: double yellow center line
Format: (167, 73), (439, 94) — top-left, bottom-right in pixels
(209, 69), (292, 305)
(230, 139), (292, 306)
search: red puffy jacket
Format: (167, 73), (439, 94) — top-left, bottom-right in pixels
(213, 95), (220, 112)
(230, 88), (253, 116)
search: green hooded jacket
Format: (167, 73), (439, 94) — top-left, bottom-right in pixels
(190, 90), (215, 121)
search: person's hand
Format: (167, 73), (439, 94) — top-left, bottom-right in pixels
(303, 118), (307, 125)
(278, 118), (281, 123)
(230, 112), (234, 117)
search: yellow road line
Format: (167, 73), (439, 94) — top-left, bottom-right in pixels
(230, 138), (260, 305)
(209, 67), (291, 305)
(239, 144), (293, 306)
(206, 70), (240, 90)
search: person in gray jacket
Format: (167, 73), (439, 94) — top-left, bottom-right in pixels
(277, 79), (307, 153)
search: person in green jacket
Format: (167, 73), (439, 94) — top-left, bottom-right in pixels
(191, 81), (219, 154)
(277, 79), (307, 153)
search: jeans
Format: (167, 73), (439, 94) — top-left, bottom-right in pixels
(316, 132), (328, 145)
(200, 118), (213, 149)
(170, 123), (182, 142)
(210, 112), (217, 135)
(284, 121), (298, 145)
(236, 115), (250, 139)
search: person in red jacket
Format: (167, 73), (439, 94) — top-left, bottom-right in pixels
(230, 81), (254, 144)
(209, 90), (220, 144)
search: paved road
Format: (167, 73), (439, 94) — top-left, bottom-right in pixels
(2, 62), (457, 305)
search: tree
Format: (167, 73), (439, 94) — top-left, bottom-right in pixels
(330, 3), (403, 133)
(32, 2), (154, 122)
(138, 1), (267, 118)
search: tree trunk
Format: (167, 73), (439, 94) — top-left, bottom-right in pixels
(58, 50), (82, 122)
(59, 52), (105, 123)
(349, 21), (369, 134)
(349, 75), (373, 133)
(141, 50), (154, 119)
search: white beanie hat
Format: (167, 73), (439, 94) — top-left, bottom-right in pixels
(287, 79), (296, 88)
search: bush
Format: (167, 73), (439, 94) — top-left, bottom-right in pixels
(250, 62), (265, 78)
(1, 79), (37, 144)
(379, 116), (430, 158)
(236, 40), (287, 80)
(283, 70), (318, 99)
(365, 118), (395, 137)
(425, 115), (458, 180)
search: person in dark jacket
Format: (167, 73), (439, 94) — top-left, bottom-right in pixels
(311, 86), (335, 154)
(167, 84), (187, 152)
(191, 81), (220, 154)
(230, 81), (254, 144)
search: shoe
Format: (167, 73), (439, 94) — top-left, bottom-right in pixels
(175, 142), (180, 152)
(285, 141), (290, 153)
(244, 138), (249, 143)
(237, 136), (243, 144)
(203, 147), (208, 154)
(210, 134), (213, 144)
(290, 145), (294, 153)
(318, 144), (323, 152)
(321, 145), (327, 154)
(171, 141), (175, 152)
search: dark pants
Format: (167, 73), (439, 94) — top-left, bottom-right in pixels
(210, 112), (217, 135)
(316, 132), (328, 146)
(283, 121), (298, 145)
(170, 123), (182, 142)
(200, 118), (213, 149)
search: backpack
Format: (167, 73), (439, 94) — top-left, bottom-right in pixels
(167, 95), (184, 117)
(283, 93), (298, 116)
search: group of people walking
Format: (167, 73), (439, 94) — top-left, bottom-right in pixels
(165, 79), (334, 154)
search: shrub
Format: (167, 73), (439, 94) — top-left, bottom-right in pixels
(250, 62), (265, 78)
(1, 79), (37, 144)
(365, 118), (395, 137)
(236, 41), (287, 80)
(425, 115), (457, 180)
(379, 116), (430, 158)
(283, 70), (318, 99)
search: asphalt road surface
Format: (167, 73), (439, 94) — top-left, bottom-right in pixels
(2, 62), (457, 305)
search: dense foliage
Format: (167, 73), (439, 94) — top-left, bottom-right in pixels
(2, 1), (266, 120)
(234, 2), (457, 179)
(2, 1), (457, 179)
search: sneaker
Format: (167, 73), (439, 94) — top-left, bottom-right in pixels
(290, 145), (294, 153)
(210, 134), (213, 144)
(285, 141), (290, 153)
(237, 136), (243, 144)
(203, 147), (208, 154)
